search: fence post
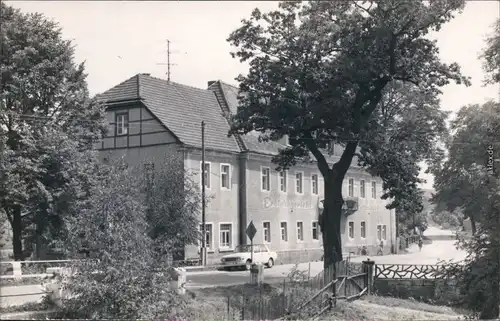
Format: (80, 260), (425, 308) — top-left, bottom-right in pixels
(282, 279), (286, 315)
(12, 261), (22, 280)
(362, 259), (375, 295)
(241, 295), (244, 320)
(227, 296), (230, 320)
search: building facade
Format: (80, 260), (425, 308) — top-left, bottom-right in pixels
(97, 74), (396, 265)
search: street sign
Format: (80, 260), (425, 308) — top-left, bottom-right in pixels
(246, 221), (257, 241)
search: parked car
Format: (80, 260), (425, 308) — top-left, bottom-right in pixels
(220, 244), (277, 270)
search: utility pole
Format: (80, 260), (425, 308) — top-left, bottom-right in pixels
(201, 121), (206, 266)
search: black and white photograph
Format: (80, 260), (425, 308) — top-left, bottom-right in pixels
(0, 0), (499, 320)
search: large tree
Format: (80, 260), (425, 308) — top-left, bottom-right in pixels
(432, 101), (500, 234)
(432, 18), (500, 318)
(432, 101), (500, 319)
(0, 3), (106, 260)
(227, 0), (468, 266)
(60, 158), (201, 319)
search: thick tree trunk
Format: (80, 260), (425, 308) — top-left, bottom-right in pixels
(11, 206), (23, 261)
(321, 178), (344, 270)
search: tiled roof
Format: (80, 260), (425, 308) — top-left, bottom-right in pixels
(98, 74), (241, 153)
(211, 80), (289, 155)
(211, 80), (342, 164)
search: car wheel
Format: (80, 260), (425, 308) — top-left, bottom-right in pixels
(266, 258), (274, 268)
(245, 260), (252, 270)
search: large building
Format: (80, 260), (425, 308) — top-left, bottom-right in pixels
(96, 74), (396, 265)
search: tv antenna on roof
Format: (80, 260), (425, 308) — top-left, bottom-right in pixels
(156, 39), (187, 82)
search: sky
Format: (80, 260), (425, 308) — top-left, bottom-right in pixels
(7, 1), (500, 190)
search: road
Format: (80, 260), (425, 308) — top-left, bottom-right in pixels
(0, 240), (465, 308)
(186, 240), (465, 288)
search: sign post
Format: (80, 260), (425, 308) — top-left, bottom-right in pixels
(245, 221), (257, 263)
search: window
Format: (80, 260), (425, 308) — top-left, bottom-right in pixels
(280, 221), (288, 242)
(199, 223), (213, 250)
(200, 162), (211, 189)
(115, 113), (128, 136)
(382, 225), (387, 241)
(312, 221), (319, 240)
(279, 171), (287, 193)
(348, 178), (354, 197)
(219, 223), (232, 249)
(311, 174), (318, 195)
(261, 167), (271, 191)
(263, 222), (271, 243)
(360, 180), (365, 198)
(220, 164), (230, 190)
(295, 172), (303, 194)
(372, 181), (377, 199)
(360, 221), (366, 239)
(348, 221), (354, 239)
(296, 221), (304, 241)
(377, 225), (382, 240)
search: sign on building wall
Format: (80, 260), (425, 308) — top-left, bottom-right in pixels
(263, 197), (313, 210)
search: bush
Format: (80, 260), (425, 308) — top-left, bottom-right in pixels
(57, 157), (202, 319)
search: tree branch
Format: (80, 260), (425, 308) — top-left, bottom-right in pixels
(303, 132), (330, 177)
(353, 2), (373, 17)
(389, 33), (397, 75)
(393, 76), (419, 87)
(333, 141), (358, 177)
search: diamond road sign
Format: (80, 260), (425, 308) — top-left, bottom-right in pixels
(246, 221), (257, 241)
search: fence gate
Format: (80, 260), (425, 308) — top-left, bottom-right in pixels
(290, 260), (369, 319)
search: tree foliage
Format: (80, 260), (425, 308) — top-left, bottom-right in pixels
(144, 154), (201, 260)
(228, 0), (468, 266)
(433, 17), (500, 316)
(432, 101), (500, 233)
(432, 101), (500, 319)
(396, 188), (428, 237)
(60, 158), (201, 319)
(0, 3), (106, 259)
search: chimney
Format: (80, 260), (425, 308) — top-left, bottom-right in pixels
(207, 80), (217, 88)
(141, 73), (150, 76)
(278, 134), (290, 146)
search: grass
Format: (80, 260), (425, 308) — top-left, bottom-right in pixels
(0, 283), (471, 320)
(361, 295), (469, 316)
(325, 299), (464, 320)
(189, 285), (469, 320)
(0, 300), (54, 314)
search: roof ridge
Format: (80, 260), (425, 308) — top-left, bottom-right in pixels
(139, 73), (214, 93)
(218, 80), (240, 91)
(170, 81), (214, 93)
